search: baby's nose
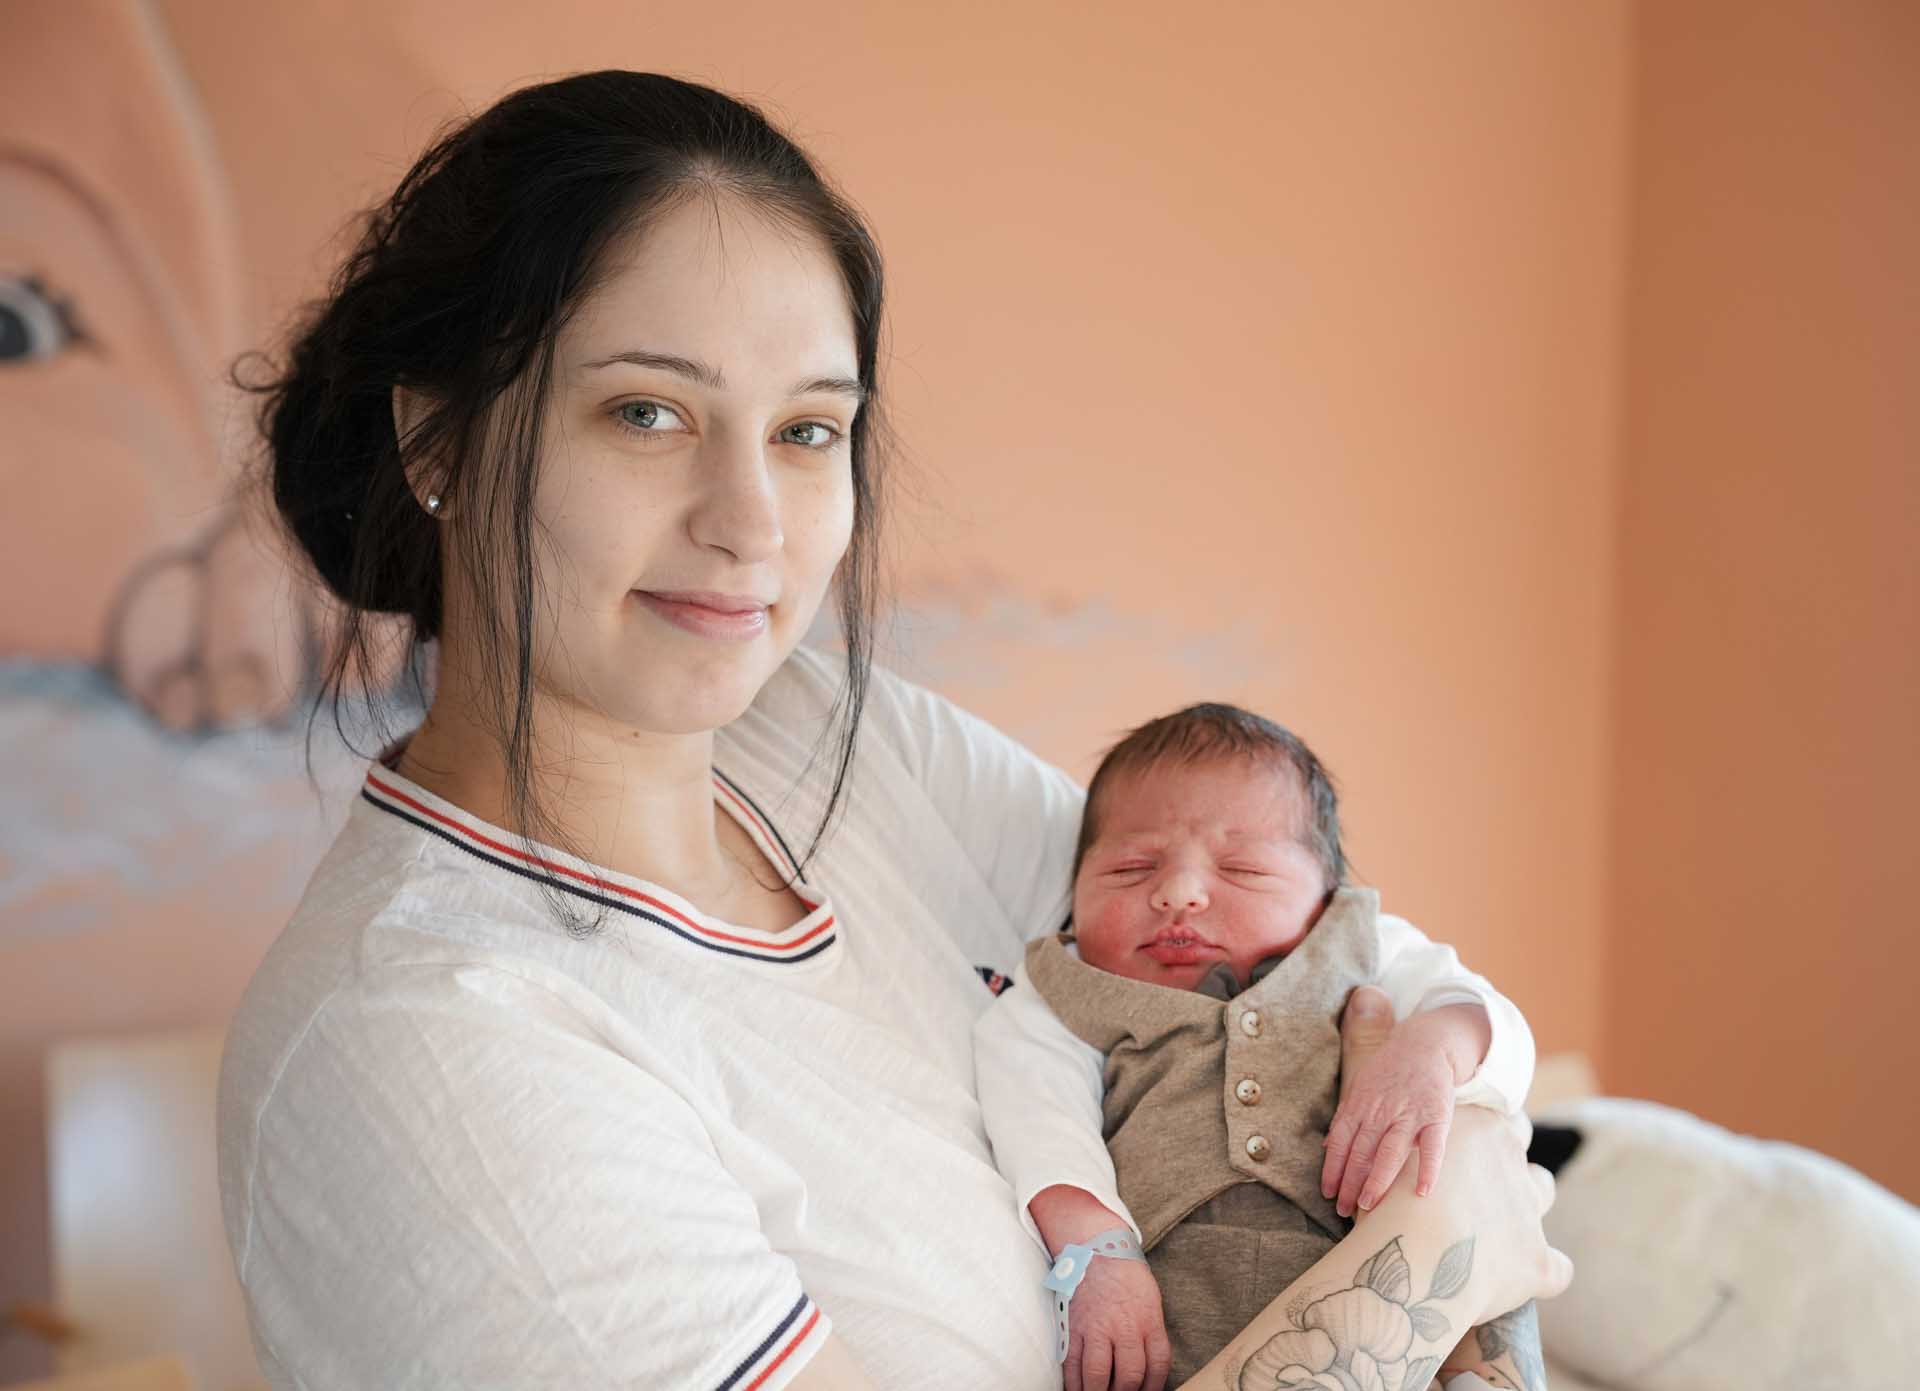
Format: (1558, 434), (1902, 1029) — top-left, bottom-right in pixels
(1150, 872), (1209, 913)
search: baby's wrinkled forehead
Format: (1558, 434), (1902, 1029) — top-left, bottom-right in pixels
(1085, 752), (1312, 845)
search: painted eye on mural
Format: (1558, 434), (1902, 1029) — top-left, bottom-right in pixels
(0, 273), (86, 364)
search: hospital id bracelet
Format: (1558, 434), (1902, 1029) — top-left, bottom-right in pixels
(1040, 1226), (1147, 1362)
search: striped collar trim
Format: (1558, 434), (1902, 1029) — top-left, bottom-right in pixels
(361, 758), (836, 965)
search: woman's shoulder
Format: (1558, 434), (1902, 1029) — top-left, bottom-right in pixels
(217, 790), (608, 1142)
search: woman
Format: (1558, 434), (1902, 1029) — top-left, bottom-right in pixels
(216, 71), (1567, 1391)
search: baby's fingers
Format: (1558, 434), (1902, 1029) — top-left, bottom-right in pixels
(1356, 1115), (1416, 1211)
(1145, 1327), (1172, 1391)
(1321, 1101), (1366, 1200)
(1413, 1117), (1451, 1197)
(1109, 1332), (1148, 1391)
(1081, 1331), (1113, 1391)
(1335, 1114), (1390, 1217)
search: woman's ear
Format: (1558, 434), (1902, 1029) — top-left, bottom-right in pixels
(391, 385), (449, 518)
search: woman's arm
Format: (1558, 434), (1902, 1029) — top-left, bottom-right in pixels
(1177, 1107), (1565, 1390)
(860, 660), (1085, 938)
(1179, 997), (1569, 1391)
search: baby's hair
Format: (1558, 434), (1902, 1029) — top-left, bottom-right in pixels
(1074, 703), (1344, 892)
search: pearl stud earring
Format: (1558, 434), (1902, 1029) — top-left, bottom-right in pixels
(426, 494), (442, 514)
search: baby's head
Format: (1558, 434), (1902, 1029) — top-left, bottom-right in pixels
(1071, 703), (1344, 991)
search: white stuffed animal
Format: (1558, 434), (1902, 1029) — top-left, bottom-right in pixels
(1528, 1097), (1920, 1389)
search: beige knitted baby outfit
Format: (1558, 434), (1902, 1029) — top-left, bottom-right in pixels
(1024, 885), (1383, 1382)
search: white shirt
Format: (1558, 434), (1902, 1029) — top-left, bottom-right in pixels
(217, 648), (1529, 1390)
(973, 922), (1536, 1254)
(218, 648), (1082, 1391)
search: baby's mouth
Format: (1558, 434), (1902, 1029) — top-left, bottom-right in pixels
(1142, 928), (1222, 962)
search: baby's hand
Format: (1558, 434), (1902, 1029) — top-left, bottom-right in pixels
(1321, 989), (1467, 1218)
(1062, 1254), (1171, 1391)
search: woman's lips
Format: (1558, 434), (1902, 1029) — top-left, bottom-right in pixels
(632, 589), (770, 641)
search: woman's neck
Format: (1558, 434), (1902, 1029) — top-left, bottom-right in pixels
(392, 675), (737, 906)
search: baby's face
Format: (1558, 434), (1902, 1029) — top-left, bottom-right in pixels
(1072, 758), (1330, 991)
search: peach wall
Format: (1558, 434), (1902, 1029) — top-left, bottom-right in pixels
(1605, 0), (1920, 1200)
(155, 4), (1627, 1051)
(4, 0), (1745, 1378)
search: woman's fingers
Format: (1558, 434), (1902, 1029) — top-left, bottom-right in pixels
(1528, 1161), (1556, 1213)
(1111, 1335), (1146, 1391)
(1542, 1243), (1575, 1299)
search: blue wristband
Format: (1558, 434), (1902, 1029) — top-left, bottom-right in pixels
(1040, 1226), (1146, 1362)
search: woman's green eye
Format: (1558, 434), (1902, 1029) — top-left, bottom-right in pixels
(780, 421), (841, 449)
(615, 399), (687, 434)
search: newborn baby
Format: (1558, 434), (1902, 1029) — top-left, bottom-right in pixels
(974, 704), (1546, 1390)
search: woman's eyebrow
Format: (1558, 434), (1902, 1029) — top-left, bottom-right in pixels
(580, 348), (724, 386)
(579, 348), (866, 402)
(793, 373), (868, 404)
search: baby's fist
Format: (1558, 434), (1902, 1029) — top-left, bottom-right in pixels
(1062, 1255), (1171, 1391)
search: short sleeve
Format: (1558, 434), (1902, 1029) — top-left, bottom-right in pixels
(862, 662), (1086, 940)
(230, 960), (831, 1390)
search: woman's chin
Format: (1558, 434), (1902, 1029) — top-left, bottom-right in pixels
(617, 650), (789, 735)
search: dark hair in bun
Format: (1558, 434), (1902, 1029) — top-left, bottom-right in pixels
(243, 70), (891, 932)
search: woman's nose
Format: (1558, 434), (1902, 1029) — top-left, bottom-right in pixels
(1149, 869), (1208, 915)
(689, 432), (784, 564)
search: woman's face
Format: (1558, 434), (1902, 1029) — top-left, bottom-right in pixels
(465, 194), (861, 738)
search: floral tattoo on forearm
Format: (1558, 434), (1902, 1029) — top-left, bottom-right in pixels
(1233, 1234), (1473, 1391)
(1472, 1301), (1546, 1391)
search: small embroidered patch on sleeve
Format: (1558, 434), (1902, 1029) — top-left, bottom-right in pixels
(974, 965), (1013, 996)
